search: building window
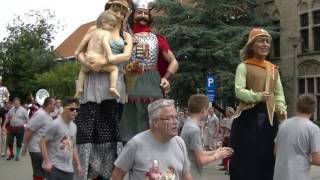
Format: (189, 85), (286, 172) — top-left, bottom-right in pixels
(272, 20), (280, 57)
(299, 76), (320, 120)
(318, 77), (320, 93)
(299, 78), (306, 94)
(300, 13), (309, 52)
(308, 78), (315, 93)
(313, 10), (320, 51)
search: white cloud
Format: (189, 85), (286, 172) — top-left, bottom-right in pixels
(0, 0), (107, 48)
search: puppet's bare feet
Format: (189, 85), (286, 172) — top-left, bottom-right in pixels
(110, 88), (120, 98)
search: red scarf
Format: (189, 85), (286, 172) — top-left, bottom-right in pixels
(132, 23), (151, 33)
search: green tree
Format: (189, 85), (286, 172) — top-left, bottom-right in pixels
(154, 0), (274, 107)
(35, 62), (79, 99)
(0, 10), (61, 101)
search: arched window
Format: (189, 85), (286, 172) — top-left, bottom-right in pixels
(298, 59), (320, 120)
(312, 0), (320, 51)
(272, 10), (280, 57)
(299, 2), (309, 52)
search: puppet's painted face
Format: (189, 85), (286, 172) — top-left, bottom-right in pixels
(134, 9), (150, 25)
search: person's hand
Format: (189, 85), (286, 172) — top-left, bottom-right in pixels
(1, 127), (6, 134)
(90, 61), (103, 72)
(160, 78), (170, 94)
(21, 146), (27, 156)
(42, 161), (52, 173)
(108, 55), (115, 64)
(75, 165), (83, 176)
(260, 92), (270, 102)
(214, 147), (233, 159)
(279, 111), (287, 120)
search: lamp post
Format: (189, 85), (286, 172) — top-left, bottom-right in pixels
(288, 37), (302, 113)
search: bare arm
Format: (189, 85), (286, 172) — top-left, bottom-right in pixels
(40, 136), (50, 163)
(193, 150), (218, 167)
(182, 171), (193, 180)
(102, 31), (115, 62)
(112, 166), (126, 180)
(160, 50), (179, 90)
(73, 144), (82, 175)
(77, 26), (97, 67)
(2, 116), (9, 130)
(40, 136), (52, 172)
(311, 152), (320, 165)
(162, 50), (179, 75)
(21, 128), (32, 155)
(75, 31), (94, 56)
(193, 147), (233, 167)
(109, 32), (133, 64)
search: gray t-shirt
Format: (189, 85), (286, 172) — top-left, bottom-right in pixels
(180, 118), (203, 178)
(114, 130), (191, 180)
(26, 108), (53, 152)
(274, 116), (320, 180)
(46, 117), (77, 173)
(7, 106), (28, 127)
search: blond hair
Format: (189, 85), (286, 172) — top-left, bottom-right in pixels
(96, 11), (116, 28)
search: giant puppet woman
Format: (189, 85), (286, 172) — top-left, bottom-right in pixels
(229, 28), (287, 180)
(120, 0), (179, 142)
(73, 0), (133, 179)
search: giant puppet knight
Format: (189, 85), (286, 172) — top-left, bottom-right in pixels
(120, 0), (179, 142)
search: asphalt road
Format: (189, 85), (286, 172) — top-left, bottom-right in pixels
(1, 155), (320, 180)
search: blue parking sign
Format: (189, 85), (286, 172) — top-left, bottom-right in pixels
(207, 75), (215, 102)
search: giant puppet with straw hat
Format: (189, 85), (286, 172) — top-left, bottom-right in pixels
(120, 0), (179, 142)
(229, 28), (287, 180)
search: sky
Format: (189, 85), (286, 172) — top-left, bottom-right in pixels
(0, 0), (108, 48)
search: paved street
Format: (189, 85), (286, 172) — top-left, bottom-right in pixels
(1, 155), (320, 179)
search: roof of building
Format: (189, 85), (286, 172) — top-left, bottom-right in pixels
(55, 21), (95, 59)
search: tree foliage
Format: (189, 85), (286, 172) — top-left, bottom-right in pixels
(153, 0), (273, 107)
(35, 62), (79, 99)
(0, 10), (61, 100)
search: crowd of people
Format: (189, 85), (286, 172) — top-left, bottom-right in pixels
(0, 0), (320, 180)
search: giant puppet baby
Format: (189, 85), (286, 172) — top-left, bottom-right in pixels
(120, 0), (179, 142)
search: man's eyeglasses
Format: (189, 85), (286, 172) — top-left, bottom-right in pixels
(65, 107), (79, 112)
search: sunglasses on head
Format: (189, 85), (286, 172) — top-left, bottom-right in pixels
(64, 107), (79, 112)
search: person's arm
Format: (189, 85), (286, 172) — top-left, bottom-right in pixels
(2, 112), (10, 131)
(4, 87), (9, 102)
(75, 31), (95, 56)
(235, 63), (266, 103)
(77, 26), (97, 67)
(73, 144), (82, 175)
(112, 167), (126, 180)
(102, 31), (115, 62)
(40, 136), (52, 173)
(21, 128), (32, 155)
(182, 171), (192, 180)
(160, 50), (179, 90)
(109, 32), (133, 64)
(193, 147), (233, 167)
(274, 74), (287, 118)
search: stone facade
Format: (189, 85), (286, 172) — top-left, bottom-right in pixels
(255, 0), (320, 120)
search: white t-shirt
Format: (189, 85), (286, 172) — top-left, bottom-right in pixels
(274, 116), (320, 180)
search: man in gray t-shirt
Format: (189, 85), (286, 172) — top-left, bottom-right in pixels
(112, 99), (192, 180)
(40, 98), (81, 180)
(22, 97), (55, 179)
(274, 95), (320, 180)
(180, 94), (233, 179)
